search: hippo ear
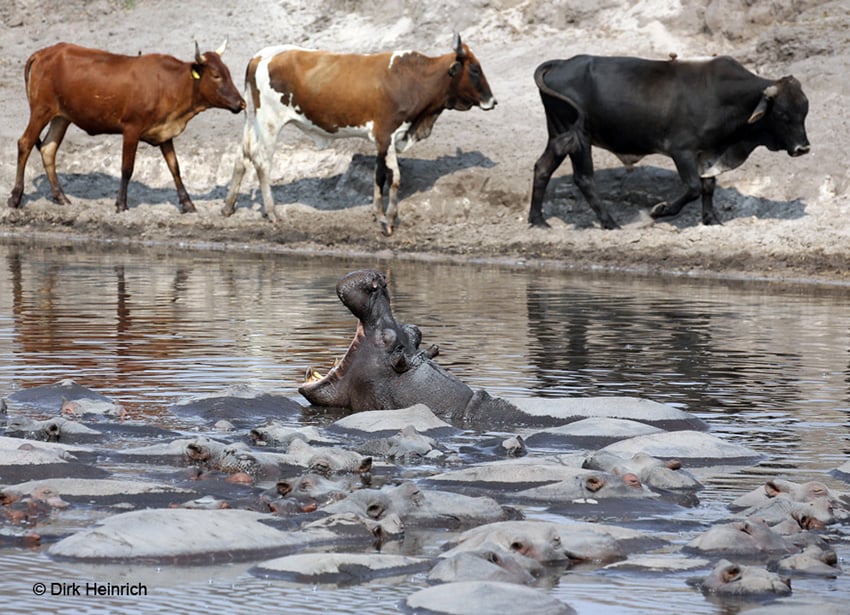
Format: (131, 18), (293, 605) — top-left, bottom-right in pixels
(721, 563), (742, 583)
(747, 84), (779, 124)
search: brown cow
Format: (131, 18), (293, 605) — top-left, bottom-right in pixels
(221, 33), (496, 235)
(8, 41), (246, 214)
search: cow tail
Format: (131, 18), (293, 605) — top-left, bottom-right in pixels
(23, 53), (44, 152)
(534, 61), (585, 153)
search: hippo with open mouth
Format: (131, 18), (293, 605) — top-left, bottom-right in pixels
(298, 269), (711, 435)
(298, 269), (524, 428)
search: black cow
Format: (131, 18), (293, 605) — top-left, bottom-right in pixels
(529, 54), (810, 229)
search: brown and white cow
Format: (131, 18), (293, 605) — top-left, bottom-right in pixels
(222, 33), (496, 234)
(8, 41), (246, 214)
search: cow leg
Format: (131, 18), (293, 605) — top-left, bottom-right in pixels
(160, 140), (195, 214)
(116, 132), (141, 213)
(650, 155), (701, 220)
(382, 142), (403, 236)
(38, 117), (72, 206)
(529, 140), (568, 228)
(9, 110), (56, 208)
(223, 116), (260, 219)
(700, 177), (721, 225)
(222, 151), (247, 217)
(373, 147), (390, 234)
(571, 148), (619, 230)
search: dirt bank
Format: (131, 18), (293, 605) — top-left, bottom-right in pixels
(1, 0), (849, 283)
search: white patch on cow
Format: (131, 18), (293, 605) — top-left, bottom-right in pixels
(251, 47), (378, 148)
(392, 121), (414, 153)
(388, 50), (413, 71)
(676, 56), (720, 64)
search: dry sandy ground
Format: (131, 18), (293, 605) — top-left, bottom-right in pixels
(1, 0), (849, 283)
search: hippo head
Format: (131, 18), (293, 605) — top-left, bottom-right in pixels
(299, 270), (474, 415)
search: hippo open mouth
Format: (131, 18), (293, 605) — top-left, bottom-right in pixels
(298, 269), (473, 414)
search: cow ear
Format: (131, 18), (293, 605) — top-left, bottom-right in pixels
(448, 61), (461, 77)
(747, 84), (779, 124)
(191, 64), (203, 80)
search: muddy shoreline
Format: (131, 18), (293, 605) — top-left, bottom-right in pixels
(3, 224), (850, 291)
(2, 1), (849, 292)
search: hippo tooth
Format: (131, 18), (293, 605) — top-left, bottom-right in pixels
(304, 367), (324, 383)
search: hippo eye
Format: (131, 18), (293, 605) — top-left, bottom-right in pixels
(311, 460), (331, 475)
(300, 478), (314, 491)
(510, 541), (525, 553)
(366, 502), (385, 519)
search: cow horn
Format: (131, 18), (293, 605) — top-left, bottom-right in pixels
(216, 38), (228, 57)
(747, 84), (778, 124)
(452, 31), (465, 58)
(194, 40), (205, 64)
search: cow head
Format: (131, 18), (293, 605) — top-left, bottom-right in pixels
(192, 40), (246, 114)
(446, 33), (496, 112)
(747, 75), (810, 157)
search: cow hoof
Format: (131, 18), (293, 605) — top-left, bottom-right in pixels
(649, 202), (671, 219)
(220, 205), (234, 217)
(529, 218), (551, 229)
(180, 205), (197, 215)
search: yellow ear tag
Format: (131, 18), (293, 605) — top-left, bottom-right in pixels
(191, 69), (201, 80)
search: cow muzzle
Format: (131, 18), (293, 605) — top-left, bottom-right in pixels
(480, 96), (497, 111)
(790, 143), (810, 157)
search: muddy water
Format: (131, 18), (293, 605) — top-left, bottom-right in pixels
(0, 242), (848, 614)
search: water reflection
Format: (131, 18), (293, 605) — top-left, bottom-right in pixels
(2, 240), (847, 470)
(1, 240), (850, 613)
